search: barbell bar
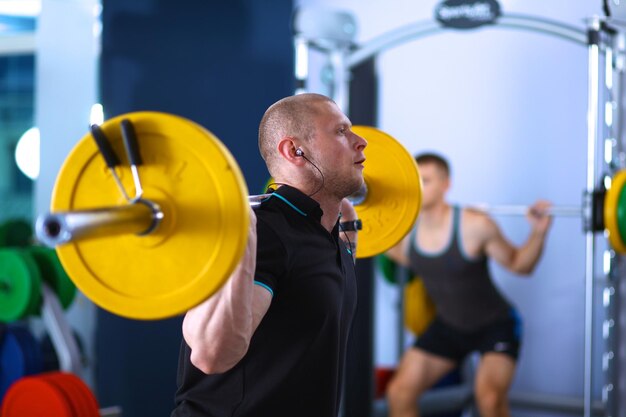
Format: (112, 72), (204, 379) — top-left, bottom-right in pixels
(467, 204), (582, 217)
(470, 171), (626, 254)
(35, 112), (422, 320)
(37, 200), (163, 247)
(36, 200), (586, 248)
(37, 191), (363, 246)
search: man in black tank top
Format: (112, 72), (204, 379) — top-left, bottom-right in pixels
(385, 153), (552, 417)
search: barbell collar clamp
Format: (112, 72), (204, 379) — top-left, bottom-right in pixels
(120, 119), (144, 201)
(591, 188), (606, 232)
(90, 123), (131, 202)
(35, 199), (163, 247)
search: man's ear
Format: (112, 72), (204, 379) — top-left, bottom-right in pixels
(277, 137), (306, 165)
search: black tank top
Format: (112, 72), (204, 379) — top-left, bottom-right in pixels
(408, 206), (512, 332)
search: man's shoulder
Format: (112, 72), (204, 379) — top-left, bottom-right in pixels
(462, 206), (493, 224)
(255, 206), (287, 229)
(460, 206), (499, 239)
(254, 205), (301, 244)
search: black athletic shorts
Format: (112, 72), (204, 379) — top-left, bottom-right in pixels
(414, 312), (522, 363)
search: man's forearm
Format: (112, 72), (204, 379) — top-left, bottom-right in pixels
(512, 230), (548, 275)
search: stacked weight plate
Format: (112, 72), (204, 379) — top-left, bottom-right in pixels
(605, 170), (626, 252)
(0, 246), (76, 322)
(0, 219), (32, 248)
(1, 371), (99, 417)
(0, 250), (42, 322)
(0, 325), (43, 401)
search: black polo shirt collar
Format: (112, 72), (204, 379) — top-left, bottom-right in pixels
(266, 185), (324, 224)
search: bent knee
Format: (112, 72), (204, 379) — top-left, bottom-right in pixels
(386, 377), (420, 405)
(475, 387), (507, 414)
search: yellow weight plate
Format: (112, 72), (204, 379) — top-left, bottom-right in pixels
(605, 170), (626, 254)
(351, 126), (422, 258)
(404, 276), (435, 336)
(51, 112), (249, 320)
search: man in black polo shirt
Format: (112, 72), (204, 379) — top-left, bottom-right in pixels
(172, 93), (368, 417)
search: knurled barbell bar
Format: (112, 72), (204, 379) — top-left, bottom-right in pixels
(467, 204), (582, 217)
(460, 173), (626, 253)
(35, 112), (422, 320)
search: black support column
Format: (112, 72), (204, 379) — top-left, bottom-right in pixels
(343, 57), (378, 417)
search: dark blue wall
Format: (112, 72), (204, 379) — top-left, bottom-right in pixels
(97, 2), (294, 416)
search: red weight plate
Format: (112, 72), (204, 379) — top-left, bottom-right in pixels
(41, 372), (85, 417)
(48, 372), (99, 417)
(1, 376), (74, 417)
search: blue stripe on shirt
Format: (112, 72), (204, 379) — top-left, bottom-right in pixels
(254, 280), (274, 297)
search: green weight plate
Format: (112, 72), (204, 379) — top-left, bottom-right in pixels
(616, 185), (626, 246)
(375, 254), (412, 285)
(376, 254), (397, 284)
(0, 219), (32, 247)
(24, 247), (76, 309)
(22, 252), (42, 317)
(0, 249), (41, 322)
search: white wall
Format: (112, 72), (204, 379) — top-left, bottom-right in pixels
(297, 0), (606, 413)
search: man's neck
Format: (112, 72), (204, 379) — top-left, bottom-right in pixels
(274, 175), (342, 233)
(316, 194), (342, 233)
(420, 201), (451, 226)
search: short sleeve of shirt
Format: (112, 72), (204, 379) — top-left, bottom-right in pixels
(254, 213), (287, 294)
